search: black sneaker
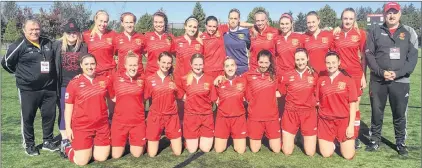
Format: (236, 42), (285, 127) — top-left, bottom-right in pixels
(365, 141), (379, 152)
(42, 141), (59, 152)
(355, 139), (361, 149)
(25, 145), (40, 156)
(396, 143), (408, 156)
(60, 139), (71, 158)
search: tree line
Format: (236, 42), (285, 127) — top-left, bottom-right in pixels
(1, 2), (421, 43)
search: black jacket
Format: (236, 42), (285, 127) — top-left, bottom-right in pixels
(365, 23), (419, 83)
(1, 36), (56, 91)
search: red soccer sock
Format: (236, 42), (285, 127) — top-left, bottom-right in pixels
(355, 110), (361, 135)
(65, 146), (75, 163)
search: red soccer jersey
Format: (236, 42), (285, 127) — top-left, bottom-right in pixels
(333, 29), (366, 76)
(143, 32), (175, 76)
(65, 75), (110, 130)
(83, 30), (117, 75)
(177, 74), (215, 115)
(144, 73), (178, 115)
(173, 36), (204, 77)
(109, 71), (145, 126)
(275, 32), (303, 72)
(279, 69), (318, 109)
(201, 25), (229, 73)
(316, 72), (358, 118)
(245, 69), (278, 121)
(302, 30), (334, 73)
(113, 32), (145, 74)
(249, 26), (278, 70)
(211, 75), (247, 117)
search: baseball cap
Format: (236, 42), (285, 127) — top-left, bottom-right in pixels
(384, 2), (401, 13)
(63, 18), (80, 33)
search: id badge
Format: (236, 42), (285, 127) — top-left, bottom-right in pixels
(41, 61), (50, 73)
(389, 48), (400, 60)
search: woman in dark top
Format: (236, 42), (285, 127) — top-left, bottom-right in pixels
(53, 18), (88, 157)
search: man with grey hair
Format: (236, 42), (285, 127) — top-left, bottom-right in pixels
(365, 2), (418, 156)
(1, 18), (59, 156)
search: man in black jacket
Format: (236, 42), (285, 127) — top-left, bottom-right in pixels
(1, 18), (59, 156)
(365, 2), (418, 156)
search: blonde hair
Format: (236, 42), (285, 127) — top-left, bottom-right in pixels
(186, 53), (204, 86)
(124, 50), (139, 64)
(90, 10), (109, 37)
(60, 32), (83, 54)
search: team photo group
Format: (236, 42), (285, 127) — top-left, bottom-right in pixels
(1, 1), (419, 166)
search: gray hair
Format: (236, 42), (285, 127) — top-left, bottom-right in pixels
(22, 17), (40, 29)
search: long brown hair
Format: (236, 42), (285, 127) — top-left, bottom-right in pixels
(325, 51), (351, 77)
(257, 50), (276, 81)
(295, 48), (315, 75)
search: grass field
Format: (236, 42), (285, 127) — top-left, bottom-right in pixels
(1, 49), (421, 168)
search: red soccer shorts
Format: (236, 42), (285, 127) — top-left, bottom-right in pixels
(183, 114), (214, 139)
(205, 71), (224, 80)
(146, 114), (182, 141)
(281, 108), (317, 136)
(247, 119), (281, 140)
(214, 115), (247, 139)
(72, 123), (110, 150)
(317, 116), (355, 143)
(111, 122), (146, 147)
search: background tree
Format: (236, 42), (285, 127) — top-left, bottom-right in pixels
(192, 2), (206, 29)
(135, 12), (153, 33)
(247, 7), (275, 28)
(3, 19), (21, 44)
(317, 4), (337, 28)
(294, 12), (307, 32)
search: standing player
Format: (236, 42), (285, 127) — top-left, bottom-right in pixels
(177, 54), (215, 153)
(173, 16), (204, 78)
(316, 51), (358, 160)
(245, 50), (281, 153)
(303, 11), (334, 74)
(333, 8), (367, 149)
(144, 12), (175, 77)
(113, 12), (144, 74)
(224, 8), (251, 75)
(83, 10), (116, 77)
(109, 52), (146, 158)
(201, 16), (229, 79)
(249, 10), (278, 71)
(144, 52), (182, 157)
(64, 54), (111, 165)
(53, 18), (88, 157)
(275, 13), (304, 77)
(279, 48), (317, 156)
(212, 58), (247, 154)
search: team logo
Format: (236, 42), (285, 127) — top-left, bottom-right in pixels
(236, 83), (244, 91)
(321, 37), (328, 44)
(289, 76), (295, 81)
(338, 82), (346, 90)
(137, 79), (143, 87)
(135, 39), (142, 45)
(204, 83), (210, 90)
(351, 35), (359, 42)
(79, 82), (86, 88)
(150, 36), (155, 40)
(307, 76), (314, 84)
(99, 81), (106, 88)
(291, 39), (299, 46)
(90, 36), (94, 42)
(305, 37), (310, 42)
(169, 82), (176, 89)
(106, 38), (113, 45)
(195, 44), (201, 51)
(267, 33), (273, 40)
(277, 40), (281, 45)
(179, 43), (184, 47)
(252, 75), (257, 80)
(238, 34), (245, 40)
(399, 33), (405, 40)
(321, 81), (325, 86)
(119, 77), (125, 82)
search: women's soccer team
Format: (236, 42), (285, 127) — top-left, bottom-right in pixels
(58, 7), (367, 165)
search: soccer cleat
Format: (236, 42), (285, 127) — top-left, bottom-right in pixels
(355, 139), (361, 149)
(25, 145), (40, 156)
(42, 141), (60, 152)
(365, 141), (379, 152)
(396, 143), (408, 156)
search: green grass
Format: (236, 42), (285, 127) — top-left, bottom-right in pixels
(1, 49), (421, 168)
